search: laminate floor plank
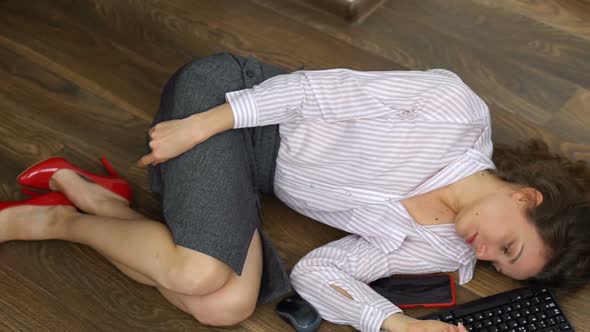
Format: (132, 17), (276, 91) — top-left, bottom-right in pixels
(86, 0), (403, 71)
(391, 0), (590, 88)
(0, 44), (148, 164)
(469, 0), (590, 42)
(0, 266), (101, 332)
(0, 1), (175, 123)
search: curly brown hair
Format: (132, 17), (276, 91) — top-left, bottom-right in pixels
(491, 140), (590, 290)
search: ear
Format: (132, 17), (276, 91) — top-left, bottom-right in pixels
(515, 187), (543, 207)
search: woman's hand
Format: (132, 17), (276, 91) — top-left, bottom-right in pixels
(383, 314), (468, 332)
(138, 103), (235, 167)
(404, 320), (468, 332)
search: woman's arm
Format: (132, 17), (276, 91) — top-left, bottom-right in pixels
(290, 235), (402, 332)
(226, 69), (470, 129)
(138, 103), (234, 167)
(291, 235), (467, 332)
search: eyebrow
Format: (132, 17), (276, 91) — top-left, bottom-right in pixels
(509, 244), (525, 264)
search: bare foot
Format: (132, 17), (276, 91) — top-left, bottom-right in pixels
(0, 204), (76, 242)
(50, 169), (128, 215)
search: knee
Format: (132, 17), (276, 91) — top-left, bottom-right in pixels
(189, 292), (257, 326)
(161, 52), (243, 119)
(162, 254), (234, 296)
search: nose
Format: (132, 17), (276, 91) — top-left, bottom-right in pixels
(475, 244), (492, 260)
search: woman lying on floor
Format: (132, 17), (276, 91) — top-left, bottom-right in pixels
(2, 53), (589, 332)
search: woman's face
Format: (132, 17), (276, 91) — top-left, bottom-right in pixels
(454, 188), (548, 280)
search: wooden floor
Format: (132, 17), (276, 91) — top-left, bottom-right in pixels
(0, 0), (589, 331)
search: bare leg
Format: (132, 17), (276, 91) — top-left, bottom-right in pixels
(157, 229), (263, 326)
(0, 169), (263, 324)
(1, 170), (233, 296)
(76, 180), (264, 324)
(50, 170), (263, 323)
(49, 170), (158, 285)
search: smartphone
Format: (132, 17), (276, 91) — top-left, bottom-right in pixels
(369, 273), (456, 309)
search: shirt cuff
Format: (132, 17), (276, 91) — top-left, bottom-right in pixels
(360, 299), (402, 332)
(225, 89), (258, 128)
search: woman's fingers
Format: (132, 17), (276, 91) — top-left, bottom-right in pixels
(137, 153), (156, 167)
(141, 117), (202, 167)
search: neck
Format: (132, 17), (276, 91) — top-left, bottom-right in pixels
(440, 170), (506, 216)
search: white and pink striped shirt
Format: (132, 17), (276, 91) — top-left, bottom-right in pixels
(226, 69), (495, 332)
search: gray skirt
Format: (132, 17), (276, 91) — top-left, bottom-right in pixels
(147, 53), (291, 304)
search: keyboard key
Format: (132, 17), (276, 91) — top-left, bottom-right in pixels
(545, 317), (556, 326)
(544, 302), (557, 309)
(555, 315), (565, 323)
(536, 321), (547, 329)
(483, 318), (493, 326)
(559, 323), (572, 330)
(502, 305), (513, 312)
(476, 313), (484, 320)
(441, 312), (454, 321)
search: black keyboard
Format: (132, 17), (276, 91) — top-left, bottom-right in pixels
(420, 287), (575, 332)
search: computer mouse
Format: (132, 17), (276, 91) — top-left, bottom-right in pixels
(275, 293), (322, 332)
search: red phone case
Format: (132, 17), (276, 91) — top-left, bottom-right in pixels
(388, 273), (456, 309)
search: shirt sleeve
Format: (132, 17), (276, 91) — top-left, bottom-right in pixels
(290, 235), (402, 332)
(225, 68), (468, 128)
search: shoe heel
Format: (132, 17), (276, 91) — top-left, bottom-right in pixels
(100, 157), (119, 177)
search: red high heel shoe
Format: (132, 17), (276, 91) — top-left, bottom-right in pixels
(17, 157), (132, 202)
(0, 192), (74, 211)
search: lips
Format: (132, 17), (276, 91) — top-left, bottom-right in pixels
(465, 233), (478, 245)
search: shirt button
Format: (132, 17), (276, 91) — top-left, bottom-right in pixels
(245, 69), (255, 79)
(346, 191), (352, 196)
